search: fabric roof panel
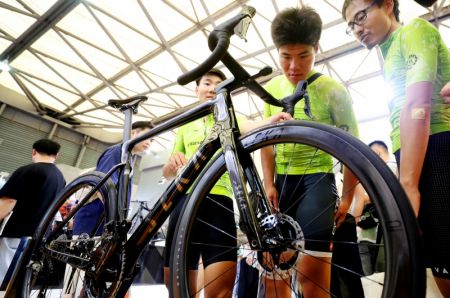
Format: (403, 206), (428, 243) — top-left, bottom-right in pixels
(64, 35), (129, 78)
(0, 6), (37, 39)
(56, 4), (123, 58)
(31, 30), (96, 75)
(9, 50), (77, 91)
(22, 0), (58, 15)
(85, 0), (161, 43)
(140, 52), (184, 86)
(43, 58), (102, 93)
(90, 7), (160, 61)
(139, 1), (195, 41)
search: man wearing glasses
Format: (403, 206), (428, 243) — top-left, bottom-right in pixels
(342, 0), (450, 296)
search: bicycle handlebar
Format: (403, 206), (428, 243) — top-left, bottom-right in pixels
(177, 6), (283, 108)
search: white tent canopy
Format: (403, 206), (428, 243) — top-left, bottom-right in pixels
(0, 0), (449, 151)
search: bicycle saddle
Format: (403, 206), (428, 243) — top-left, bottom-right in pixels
(108, 96), (148, 113)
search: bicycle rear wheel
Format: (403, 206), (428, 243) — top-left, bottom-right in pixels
(170, 120), (425, 298)
(17, 172), (119, 298)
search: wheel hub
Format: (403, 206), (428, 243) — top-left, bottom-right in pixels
(257, 213), (304, 274)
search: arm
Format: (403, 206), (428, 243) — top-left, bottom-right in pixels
(0, 197), (16, 220)
(397, 20), (437, 216)
(162, 126), (187, 179)
(261, 146), (278, 210)
(329, 82), (360, 225)
(260, 101), (279, 210)
(162, 152), (187, 179)
(352, 184), (370, 220)
(399, 81), (432, 216)
(335, 167), (358, 226)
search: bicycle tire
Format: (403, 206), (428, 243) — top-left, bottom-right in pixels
(170, 120), (425, 298)
(17, 171), (118, 298)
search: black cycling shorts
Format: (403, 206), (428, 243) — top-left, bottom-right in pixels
(276, 173), (338, 253)
(163, 194), (237, 269)
(395, 131), (450, 268)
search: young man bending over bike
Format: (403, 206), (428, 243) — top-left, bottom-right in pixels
(261, 6), (359, 297)
(342, 0), (450, 296)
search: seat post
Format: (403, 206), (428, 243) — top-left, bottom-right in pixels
(107, 96), (148, 142)
(122, 108), (133, 143)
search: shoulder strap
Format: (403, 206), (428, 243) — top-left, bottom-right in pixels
(306, 72), (323, 86)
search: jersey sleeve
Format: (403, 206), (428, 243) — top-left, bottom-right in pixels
(401, 19), (439, 85)
(328, 82), (360, 138)
(172, 126), (186, 154)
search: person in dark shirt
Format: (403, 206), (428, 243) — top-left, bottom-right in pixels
(0, 139), (66, 282)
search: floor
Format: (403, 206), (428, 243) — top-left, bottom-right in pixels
(130, 268), (444, 298)
(0, 270), (443, 298)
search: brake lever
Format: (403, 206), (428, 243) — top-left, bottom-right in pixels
(281, 81), (307, 118)
(248, 66), (272, 81)
(303, 93), (314, 120)
(234, 6), (256, 41)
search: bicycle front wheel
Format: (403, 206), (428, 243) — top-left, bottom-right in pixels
(170, 120), (425, 298)
(17, 171), (119, 298)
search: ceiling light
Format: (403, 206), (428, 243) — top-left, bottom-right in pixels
(0, 60), (11, 72)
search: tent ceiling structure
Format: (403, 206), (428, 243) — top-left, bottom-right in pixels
(0, 0), (449, 150)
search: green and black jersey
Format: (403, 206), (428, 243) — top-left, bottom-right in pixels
(380, 18), (450, 153)
(264, 71), (359, 175)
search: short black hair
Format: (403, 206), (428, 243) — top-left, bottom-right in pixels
(132, 121), (153, 130)
(342, 0), (400, 22)
(33, 139), (61, 156)
(195, 68), (226, 86)
(368, 140), (388, 151)
(271, 6), (322, 49)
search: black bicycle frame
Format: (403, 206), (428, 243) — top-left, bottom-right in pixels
(102, 84), (271, 296)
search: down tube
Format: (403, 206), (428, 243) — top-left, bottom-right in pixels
(124, 138), (221, 269)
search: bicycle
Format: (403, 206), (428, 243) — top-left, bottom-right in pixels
(129, 200), (151, 233)
(7, 5), (425, 298)
(129, 200), (165, 241)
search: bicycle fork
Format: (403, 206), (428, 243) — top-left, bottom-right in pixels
(214, 92), (273, 250)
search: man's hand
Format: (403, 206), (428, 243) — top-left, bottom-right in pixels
(264, 183), (279, 212)
(440, 82), (450, 103)
(267, 112), (293, 123)
(241, 112), (292, 133)
(162, 152), (187, 179)
(334, 199), (351, 228)
(400, 180), (421, 217)
(0, 197), (16, 221)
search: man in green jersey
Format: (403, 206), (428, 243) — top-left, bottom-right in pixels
(261, 6), (360, 297)
(162, 68), (291, 297)
(343, 0), (450, 296)
(162, 69), (236, 298)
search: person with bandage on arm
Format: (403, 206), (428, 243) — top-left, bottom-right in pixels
(342, 0), (450, 296)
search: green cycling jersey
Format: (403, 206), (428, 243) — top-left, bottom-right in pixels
(264, 71), (359, 175)
(172, 115), (232, 197)
(380, 18), (450, 153)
